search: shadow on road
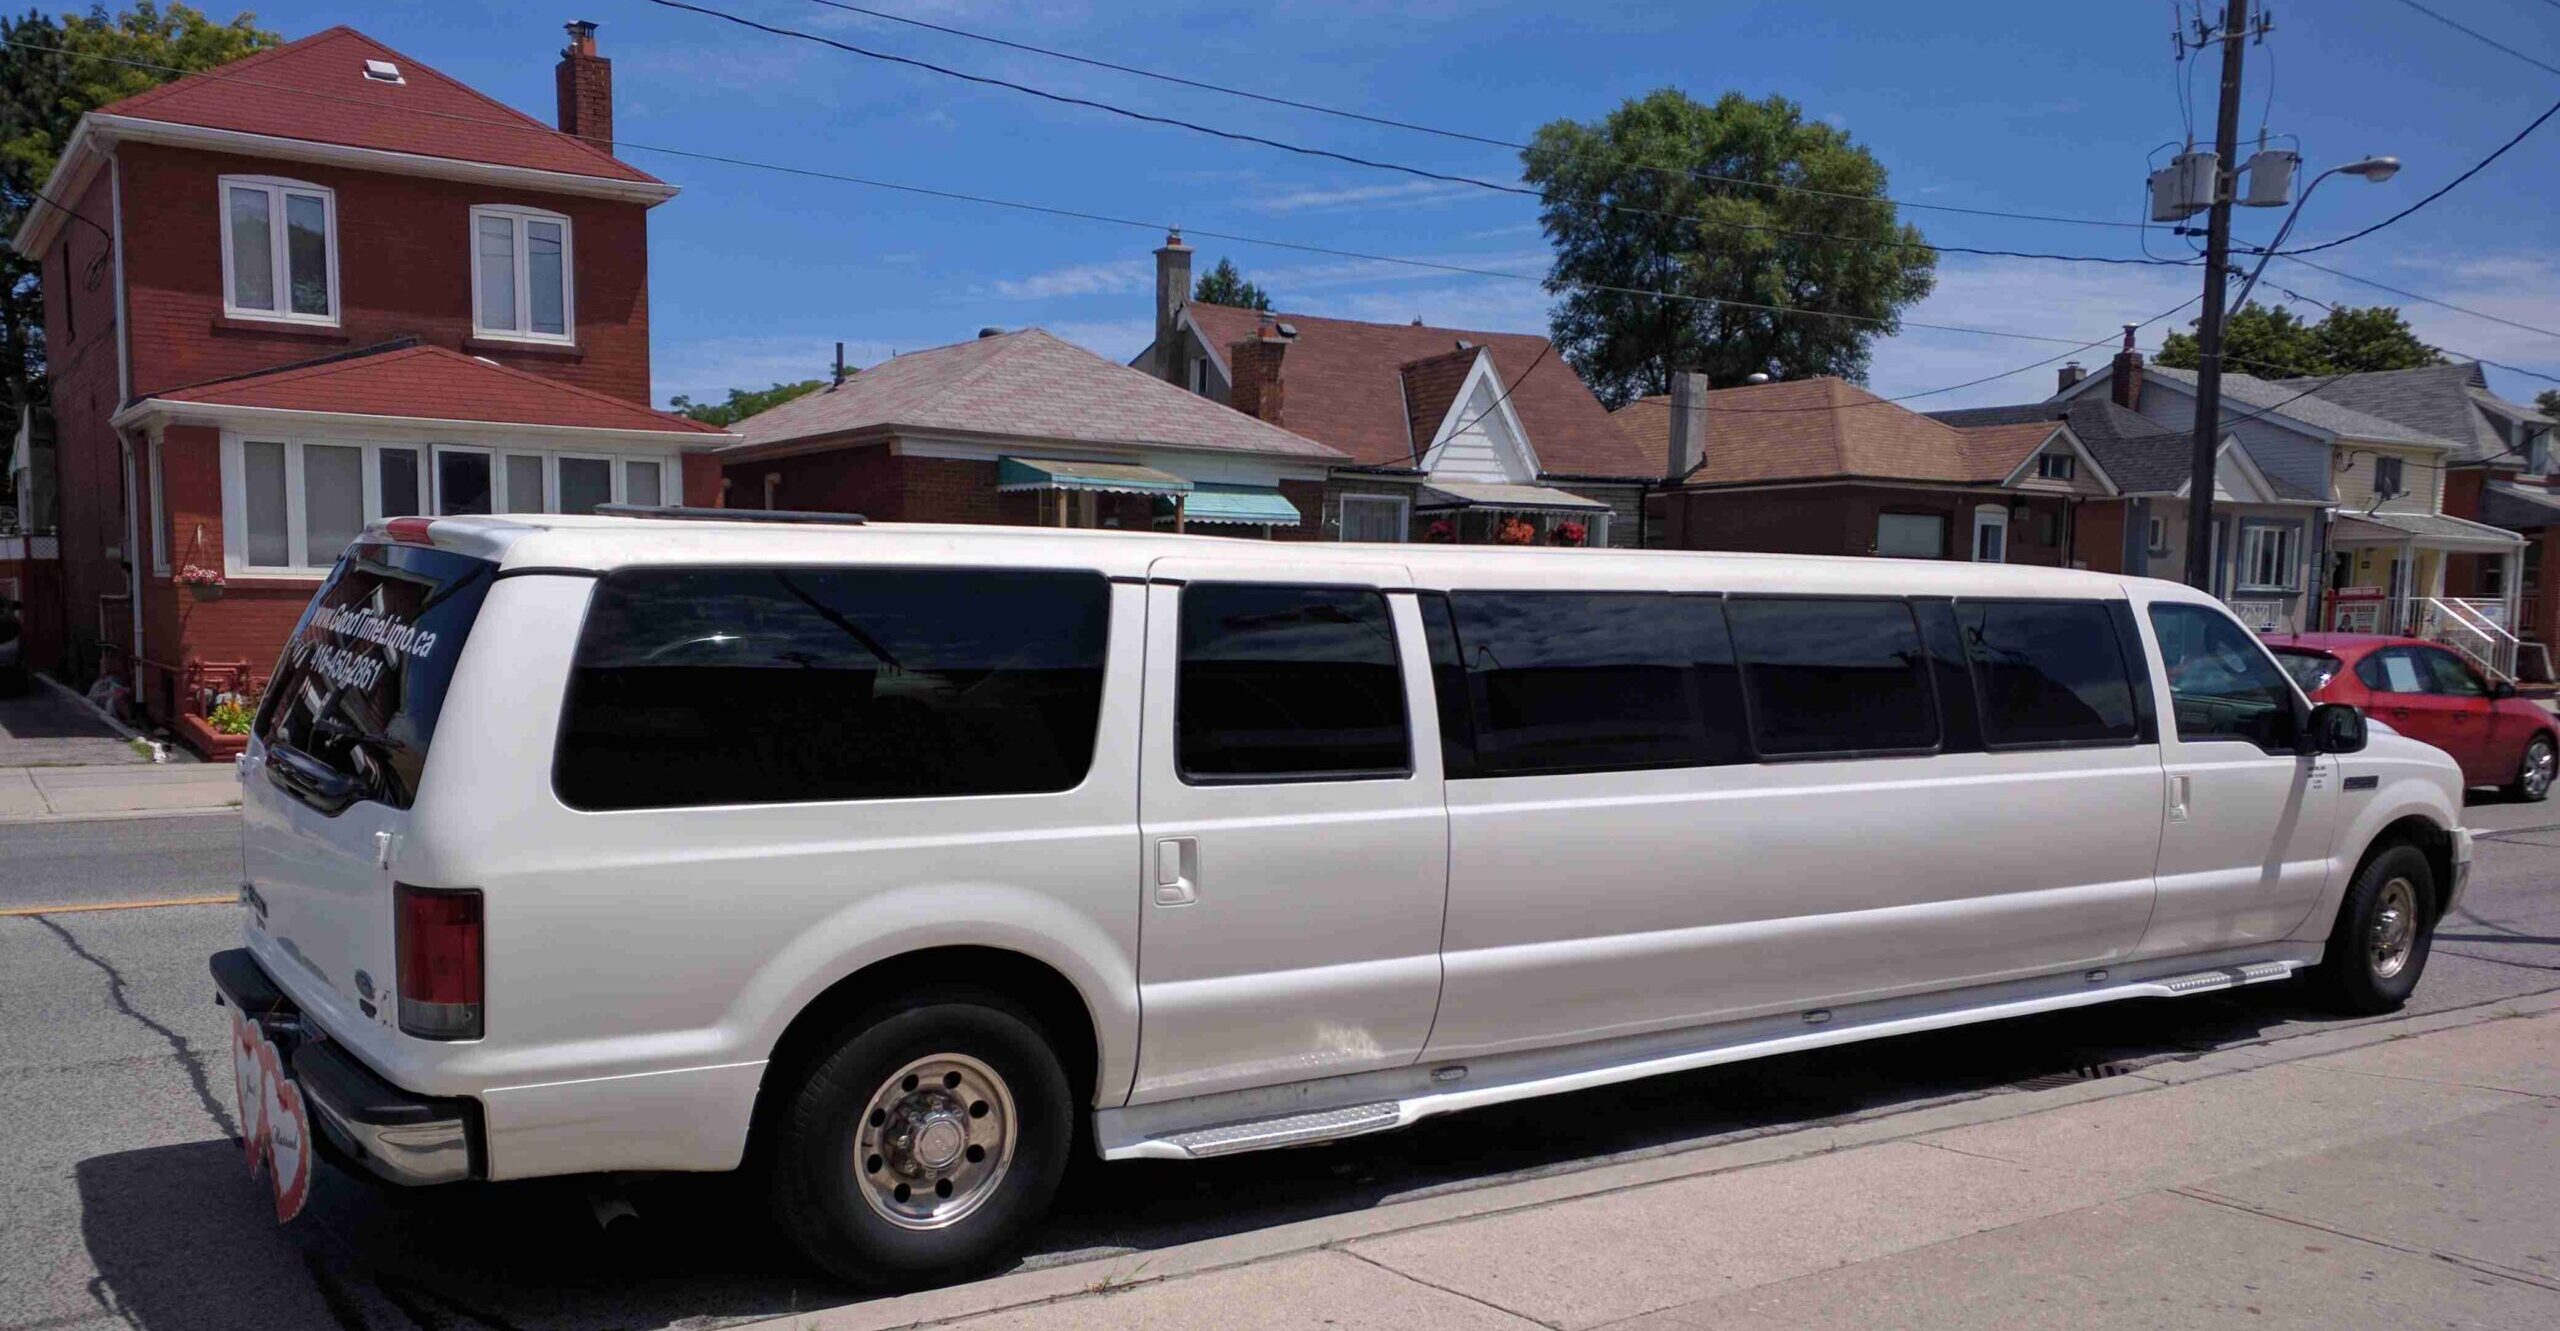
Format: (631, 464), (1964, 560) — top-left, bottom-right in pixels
(73, 986), (2329, 1331)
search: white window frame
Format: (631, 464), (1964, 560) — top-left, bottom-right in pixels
(621, 456), (668, 508)
(468, 204), (576, 345)
(554, 451), (623, 515)
(221, 432), (679, 577)
(1971, 504), (2009, 563)
(2035, 452), (2076, 481)
(2146, 515), (2168, 555)
(1875, 511), (1946, 559)
(1338, 493), (1410, 543)
(218, 175), (338, 325)
(497, 450), (553, 515)
(432, 444), (496, 517)
(147, 435), (169, 575)
(2236, 521), (2302, 593)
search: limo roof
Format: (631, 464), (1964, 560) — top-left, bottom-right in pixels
(394, 512), (2183, 601)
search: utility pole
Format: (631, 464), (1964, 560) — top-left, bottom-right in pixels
(2182, 0), (2252, 592)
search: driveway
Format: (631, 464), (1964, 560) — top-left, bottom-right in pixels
(0, 683), (149, 768)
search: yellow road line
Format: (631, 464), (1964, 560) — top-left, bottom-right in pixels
(0, 894), (235, 917)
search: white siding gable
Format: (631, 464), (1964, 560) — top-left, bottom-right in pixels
(1419, 349), (1540, 483)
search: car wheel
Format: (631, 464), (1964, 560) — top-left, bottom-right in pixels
(766, 989), (1073, 1289)
(2509, 733), (2556, 803)
(2309, 843), (2436, 1016)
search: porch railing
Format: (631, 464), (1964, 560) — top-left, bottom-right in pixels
(2417, 597), (2521, 681)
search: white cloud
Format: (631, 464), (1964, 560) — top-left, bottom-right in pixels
(1863, 259), (2197, 407)
(1247, 179), (1481, 213)
(1045, 319), (1157, 363)
(654, 336), (897, 408)
(981, 258), (1152, 300)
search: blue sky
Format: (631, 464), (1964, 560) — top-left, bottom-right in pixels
(250, 1), (2557, 409)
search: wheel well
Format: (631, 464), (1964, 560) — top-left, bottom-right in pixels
(747, 947), (1101, 1162)
(2365, 815), (2454, 923)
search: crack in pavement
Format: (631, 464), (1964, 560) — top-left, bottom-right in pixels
(2169, 1185), (2560, 1294)
(29, 913), (238, 1139)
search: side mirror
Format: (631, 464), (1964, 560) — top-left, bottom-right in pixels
(2306, 702), (2368, 755)
(2490, 679), (2519, 700)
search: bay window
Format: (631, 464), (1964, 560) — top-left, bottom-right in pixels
(224, 436), (683, 574)
(221, 177), (336, 323)
(471, 205), (573, 343)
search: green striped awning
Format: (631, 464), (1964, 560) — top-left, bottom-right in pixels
(995, 457), (1192, 497)
(1159, 483), (1302, 527)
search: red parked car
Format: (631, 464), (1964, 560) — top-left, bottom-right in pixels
(2264, 633), (2557, 802)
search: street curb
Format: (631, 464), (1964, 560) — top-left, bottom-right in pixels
(744, 988), (2560, 1331)
(0, 803), (240, 827)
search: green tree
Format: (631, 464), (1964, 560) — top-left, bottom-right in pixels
(2535, 389), (2559, 420)
(1192, 257), (1270, 311)
(1522, 90), (1936, 408)
(669, 375), (835, 427)
(2157, 301), (2444, 378)
(1, 4), (278, 416)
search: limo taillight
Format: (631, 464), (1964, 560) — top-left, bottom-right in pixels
(396, 883), (484, 1041)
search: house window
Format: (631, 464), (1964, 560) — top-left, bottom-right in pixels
(470, 205), (573, 343)
(226, 437), (680, 573)
(2237, 522), (2301, 592)
(2035, 452), (2076, 481)
(1971, 504), (2009, 563)
(221, 177), (336, 323)
(2146, 515), (2168, 555)
(1188, 356), (1209, 395)
(1875, 511), (1945, 558)
(1339, 493), (1409, 542)
(2372, 455), (2406, 501)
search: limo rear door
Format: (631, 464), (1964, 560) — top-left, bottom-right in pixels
(1129, 557), (1449, 1103)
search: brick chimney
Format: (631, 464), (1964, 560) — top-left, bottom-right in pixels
(1228, 313), (1289, 425)
(1666, 369), (1708, 480)
(2109, 324), (2143, 413)
(1153, 229), (1193, 386)
(2057, 361), (2085, 393)
(556, 20), (613, 155)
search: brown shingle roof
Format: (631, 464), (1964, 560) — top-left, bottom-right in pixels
(1615, 377), (2058, 488)
(724, 328), (1345, 461)
(1399, 347), (1478, 459)
(1186, 304), (1653, 477)
(138, 342), (723, 434)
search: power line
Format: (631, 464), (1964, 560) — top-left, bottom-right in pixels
(653, 0), (2194, 268)
(2275, 97), (2560, 256)
(0, 37), (2110, 350)
(795, 0), (2153, 232)
(2271, 254), (2560, 344)
(2259, 284), (2560, 387)
(2387, 0), (2560, 79)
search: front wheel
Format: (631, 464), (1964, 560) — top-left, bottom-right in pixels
(767, 991), (1073, 1288)
(2508, 733), (2555, 803)
(2308, 843), (2436, 1015)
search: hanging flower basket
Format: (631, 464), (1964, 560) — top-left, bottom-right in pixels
(179, 565), (226, 600)
(1550, 521), (1588, 547)
(1494, 515), (1538, 546)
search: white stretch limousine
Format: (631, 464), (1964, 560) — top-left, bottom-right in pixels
(214, 513), (2468, 1284)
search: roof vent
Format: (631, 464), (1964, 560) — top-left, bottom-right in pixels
(363, 58), (404, 84)
(1274, 322), (1297, 338)
(1454, 339), (1474, 351)
(978, 326), (1004, 339)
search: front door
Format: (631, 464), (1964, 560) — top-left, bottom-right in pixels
(1131, 558), (1449, 1103)
(2136, 597), (2339, 954)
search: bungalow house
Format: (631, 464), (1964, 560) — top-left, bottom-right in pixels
(1131, 233), (1656, 546)
(717, 328), (1346, 534)
(2296, 362), (2553, 664)
(1621, 372), (2119, 565)
(2051, 338), (2525, 643)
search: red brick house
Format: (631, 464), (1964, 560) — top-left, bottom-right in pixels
(10, 22), (728, 751)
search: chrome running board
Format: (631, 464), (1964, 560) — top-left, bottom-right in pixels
(1097, 949), (2315, 1162)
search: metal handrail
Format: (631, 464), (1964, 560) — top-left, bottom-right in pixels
(2419, 597), (2520, 680)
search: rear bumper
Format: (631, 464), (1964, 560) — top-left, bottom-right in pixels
(210, 949), (481, 1186)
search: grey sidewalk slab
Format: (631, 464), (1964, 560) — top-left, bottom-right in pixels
(1612, 1189), (2559, 1331)
(12, 764), (240, 819)
(2291, 1007), (2560, 1097)
(946, 1250), (1539, 1331)
(0, 767), (42, 818)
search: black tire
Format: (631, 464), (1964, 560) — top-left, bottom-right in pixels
(766, 989), (1072, 1289)
(2507, 732), (2555, 804)
(2309, 843), (2436, 1015)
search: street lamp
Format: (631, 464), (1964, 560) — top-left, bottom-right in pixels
(2227, 156), (2399, 312)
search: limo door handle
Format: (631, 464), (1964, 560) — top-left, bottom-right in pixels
(1154, 837), (1199, 907)
(2167, 774), (2192, 823)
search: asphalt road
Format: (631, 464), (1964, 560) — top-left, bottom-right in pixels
(4, 801), (2557, 1331)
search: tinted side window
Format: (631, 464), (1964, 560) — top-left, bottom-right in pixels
(2147, 602), (2298, 750)
(1955, 600), (2140, 747)
(555, 567), (1109, 810)
(1177, 584), (1409, 782)
(1449, 592), (1747, 776)
(1726, 598), (1938, 756)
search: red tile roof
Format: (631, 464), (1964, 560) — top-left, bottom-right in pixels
(91, 26), (659, 186)
(1615, 377), (2060, 488)
(141, 342), (722, 435)
(1186, 304), (1654, 477)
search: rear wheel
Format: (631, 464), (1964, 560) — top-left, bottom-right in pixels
(2309, 843), (2436, 1015)
(2508, 733), (2555, 803)
(766, 991), (1072, 1288)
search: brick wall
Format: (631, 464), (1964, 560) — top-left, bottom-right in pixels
(118, 143), (654, 405)
(42, 166), (128, 683)
(1652, 484), (2074, 566)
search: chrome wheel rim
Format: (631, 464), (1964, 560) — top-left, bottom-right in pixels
(2369, 877), (2418, 980)
(854, 1053), (1016, 1231)
(2523, 740), (2555, 799)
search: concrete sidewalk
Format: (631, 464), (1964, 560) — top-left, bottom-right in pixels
(783, 996), (2560, 1330)
(0, 763), (240, 822)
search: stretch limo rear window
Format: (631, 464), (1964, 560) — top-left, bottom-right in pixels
(555, 567), (1109, 810)
(1726, 599), (1939, 757)
(1449, 592), (1748, 776)
(1955, 600), (2141, 748)
(257, 542), (496, 811)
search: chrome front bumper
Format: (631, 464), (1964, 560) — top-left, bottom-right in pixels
(210, 949), (478, 1187)
(2446, 826), (2475, 917)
